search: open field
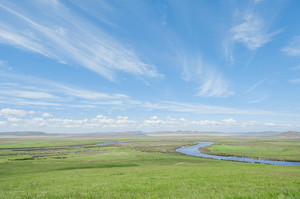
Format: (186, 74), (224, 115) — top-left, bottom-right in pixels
(0, 133), (299, 198)
(199, 139), (300, 162)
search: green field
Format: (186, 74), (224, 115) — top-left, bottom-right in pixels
(201, 140), (300, 162)
(0, 134), (299, 198)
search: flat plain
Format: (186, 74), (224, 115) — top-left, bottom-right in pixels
(0, 132), (299, 198)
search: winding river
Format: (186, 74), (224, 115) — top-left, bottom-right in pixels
(175, 141), (300, 166)
(2, 141), (299, 165)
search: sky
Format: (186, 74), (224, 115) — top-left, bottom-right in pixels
(0, 0), (300, 133)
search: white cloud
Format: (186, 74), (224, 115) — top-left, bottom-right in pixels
(197, 69), (233, 97)
(282, 36), (300, 57)
(0, 99), (61, 107)
(230, 14), (280, 50)
(7, 117), (22, 122)
(0, 121), (7, 126)
(69, 0), (118, 28)
(28, 117), (47, 127)
(0, 108), (27, 117)
(180, 54), (203, 82)
(53, 84), (129, 100)
(222, 118), (237, 124)
(241, 121), (261, 127)
(179, 53), (233, 98)
(148, 101), (276, 115)
(1, 112), (298, 132)
(190, 120), (220, 126)
(0, 71), (295, 118)
(264, 122), (276, 126)
(150, 116), (158, 120)
(0, 90), (57, 99)
(289, 79), (300, 85)
(0, 72), (131, 108)
(161, 13), (167, 26)
(249, 96), (268, 104)
(244, 79), (265, 94)
(254, 0), (264, 4)
(0, 1), (162, 81)
(42, 113), (53, 118)
(290, 65), (300, 70)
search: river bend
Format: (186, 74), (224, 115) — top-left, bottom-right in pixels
(176, 141), (300, 166)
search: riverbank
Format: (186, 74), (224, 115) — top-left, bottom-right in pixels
(176, 141), (300, 166)
(199, 144), (300, 162)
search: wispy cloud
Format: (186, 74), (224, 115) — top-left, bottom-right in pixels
(0, 71), (294, 117)
(230, 13), (280, 50)
(224, 2), (282, 63)
(69, 0), (118, 28)
(179, 53), (233, 98)
(253, 0), (264, 4)
(52, 84), (129, 100)
(0, 71), (131, 108)
(142, 101), (278, 115)
(0, 1), (162, 81)
(282, 36), (300, 57)
(244, 79), (266, 94)
(289, 78), (300, 85)
(249, 95), (268, 103)
(0, 90), (57, 99)
(290, 65), (300, 70)
(197, 68), (233, 97)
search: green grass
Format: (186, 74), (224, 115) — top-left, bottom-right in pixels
(206, 140), (300, 161)
(0, 137), (299, 198)
(0, 138), (111, 148)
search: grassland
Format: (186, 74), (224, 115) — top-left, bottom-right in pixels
(202, 140), (300, 161)
(0, 133), (299, 198)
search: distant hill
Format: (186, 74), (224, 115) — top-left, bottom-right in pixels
(149, 131), (281, 136)
(0, 131), (47, 136)
(149, 130), (220, 134)
(233, 131), (280, 136)
(276, 131), (300, 138)
(76, 131), (146, 135)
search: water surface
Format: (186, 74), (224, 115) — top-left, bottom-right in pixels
(176, 141), (300, 166)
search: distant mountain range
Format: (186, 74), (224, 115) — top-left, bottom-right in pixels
(276, 131), (300, 138)
(0, 131), (48, 136)
(0, 130), (299, 137)
(230, 131), (280, 136)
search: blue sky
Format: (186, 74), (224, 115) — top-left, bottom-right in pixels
(0, 0), (300, 133)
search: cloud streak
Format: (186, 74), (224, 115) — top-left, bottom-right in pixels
(197, 68), (233, 97)
(289, 79), (300, 85)
(179, 53), (233, 98)
(0, 1), (162, 81)
(224, 2), (282, 62)
(230, 14), (279, 50)
(282, 36), (300, 57)
(1, 70), (297, 119)
(244, 79), (266, 94)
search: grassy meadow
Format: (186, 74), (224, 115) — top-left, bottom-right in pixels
(0, 133), (299, 198)
(200, 139), (300, 162)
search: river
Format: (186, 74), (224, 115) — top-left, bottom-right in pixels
(2, 141), (299, 165)
(175, 141), (300, 166)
